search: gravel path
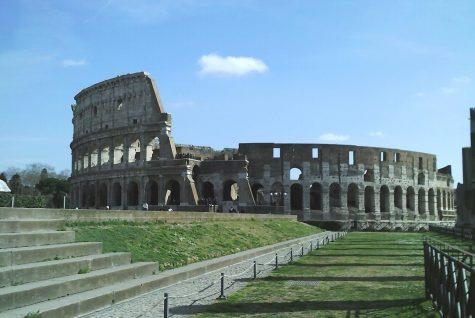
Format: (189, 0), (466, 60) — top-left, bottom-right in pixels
(82, 232), (343, 318)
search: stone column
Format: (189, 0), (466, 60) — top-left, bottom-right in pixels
(95, 181), (100, 209)
(322, 185), (330, 215)
(139, 176), (146, 206)
(121, 177), (127, 209)
(413, 192), (419, 220)
(302, 182), (310, 212)
(389, 188), (395, 220)
(107, 179), (112, 207)
(78, 183), (83, 209)
(109, 138), (114, 168)
(123, 135), (129, 167)
(374, 189), (381, 220)
(140, 134), (147, 165)
(401, 189), (407, 219)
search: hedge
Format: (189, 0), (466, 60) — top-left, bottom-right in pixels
(0, 193), (48, 208)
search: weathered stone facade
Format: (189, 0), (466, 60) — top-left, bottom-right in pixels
(456, 108), (475, 230)
(69, 72), (455, 228)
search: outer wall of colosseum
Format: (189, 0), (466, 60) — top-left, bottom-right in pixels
(69, 72), (456, 230)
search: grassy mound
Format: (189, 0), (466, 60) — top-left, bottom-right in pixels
(68, 219), (321, 270)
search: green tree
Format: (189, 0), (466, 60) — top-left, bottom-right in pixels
(36, 178), (70, 208)
(40, 168), (48, 181)
(9, 174), (22, 194)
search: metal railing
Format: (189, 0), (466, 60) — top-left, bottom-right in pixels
(423, 239), (475, 317)
(133, 232), (347, 318)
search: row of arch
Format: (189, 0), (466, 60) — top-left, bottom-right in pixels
(73, 136), (161, 172)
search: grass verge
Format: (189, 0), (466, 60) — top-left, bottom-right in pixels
(68, 219), (321, 270)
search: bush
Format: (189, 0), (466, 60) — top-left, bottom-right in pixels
(0, 193), (48, 208)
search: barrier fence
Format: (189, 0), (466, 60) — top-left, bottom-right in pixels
(134, 232), (346, 318)
(429, 225), (475, 243)
(423, 238), (475, 318)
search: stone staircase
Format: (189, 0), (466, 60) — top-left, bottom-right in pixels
(0, 210), (158, 318)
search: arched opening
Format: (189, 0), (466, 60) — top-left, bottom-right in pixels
(100, 147), (110, 165)
(251, 183), (265, 205)
(113, 140), (124, 165)
(364, 186), (375, 213)
(99, 183), (108, 207)
(128, 139), (141, 163)
(347, 183), (359, 210)
(418, 188), (426, 214)
(290, 183), (303, 211)
(418, 173), (425, 186)
(127, 181), (139, 206)
(223, 180), (239, 201)
(147, 180), (159, 205)
(192, 165), (200, 182)
(90, 149), (99, 168)
(88, 184), (96, 208)
(380, 185), (390, 212)
(394, 186), (403, 209)
(270, 182), (284, 206)
(290, 167), (303, 181)
(146, 137), (160, 161)
(112, 182), (122, 206)
(406, 187), (415, 212)
(428, 188), (435, 215)
(364, 169), (374, 182)
(329, 183), (341, 209)
(83, 153), (90, 169)
(165, 180), (180, 205)
(442, 191), (446, 210)
(201, 181), (215, 203)
(310, 183), (322, 210)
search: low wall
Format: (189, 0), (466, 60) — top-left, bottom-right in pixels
(0, 207), (296, 223)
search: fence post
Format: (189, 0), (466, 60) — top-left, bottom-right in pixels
(164, 293), (169, 318)
(468, 267), (475, 317)
(301, 245), (304, 257)
(290, 248), (293, 262)
(423, 241), (430, 299)
(310, 241), (313, 251)
(253, 261), (257, 279)
(317, 241), (319, 249)
(11, 195), (15, 208)
(217, 272), (226, 299)
(275, 253), (278, 269)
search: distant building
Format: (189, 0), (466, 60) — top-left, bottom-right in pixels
(457, 108), (475, 229)
(0, 180), (11, 193)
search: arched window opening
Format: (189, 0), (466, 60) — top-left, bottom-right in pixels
(99, 183), (108, 207)
(128, 139), (141, 163)
(364, 169), (374, 182)
(147, 180), (159, 205)
(270, 182), (284, 206)
(310, 183), (322, 210)
(90, 149), (99, 168)
(146, 137), (160, 161)
(418, 173), (425, 186)
(83, 153), (90, 169)
(113, 142), (124, 165)
(165, 180), (180, 205)
(418, 188), (426, 214)
(329, 183), (341, 209)
(406, 187), (415, 212)
(127, 181), (139, 206)
(428, 189), (435, 215)
(201, 182), (215, 203)
(290, 183), (303, 211)
(251, 183), (265, 205)
(112, 182), (122, 206)
(88, 184), (96, 208)
(364, 186), (375, 213)
(101, 147), (109, 165)
(192, 165), (200, 182)
(290, 167), (303, 181)
(347, 183), (359, 210)
(380, 186), (390, 212)
(394, 186), (403, 209)
(223, 180), (239, 201)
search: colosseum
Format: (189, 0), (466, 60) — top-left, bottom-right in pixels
(69, 72), (456, 229)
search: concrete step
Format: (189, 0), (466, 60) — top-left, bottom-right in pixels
(0, 219), (65, 233)
(0, 208), (64, 220)
(0, 252), (131, 287)
(0, 262), (157, 312)
(0, 231), (75, 249)
(0, 242), (103, 267)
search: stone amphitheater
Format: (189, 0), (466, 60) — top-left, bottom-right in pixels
(69, 72), (456, 229)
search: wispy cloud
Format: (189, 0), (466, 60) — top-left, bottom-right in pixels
(198, 54), (268, 77)
(369, 131), (385, 138)
(441, 76), (471, 95)
(168, 101), (195, 108)
(61, 59), (87, 67)
(319, 133), (349, 143)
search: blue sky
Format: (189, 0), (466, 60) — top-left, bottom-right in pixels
(0, 0), (474, 183)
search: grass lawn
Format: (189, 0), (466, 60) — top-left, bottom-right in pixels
(67, 219), (322, 270)
(194, 231), (456, 318)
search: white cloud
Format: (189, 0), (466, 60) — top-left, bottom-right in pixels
(369, 131), (385, 138)
(452, 76), (471, 84)
(198, 54), (268, 77)
(319, 133), (350, 142)
(61, 59), (87, 67)
(414, 92), (426, 98)
(441, 75), (471, 95)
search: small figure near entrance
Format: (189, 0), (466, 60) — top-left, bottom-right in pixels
(142, 202), (149, 211)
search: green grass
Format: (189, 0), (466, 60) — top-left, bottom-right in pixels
(195, 232), (447, 318)
(68, 219), (321, 270)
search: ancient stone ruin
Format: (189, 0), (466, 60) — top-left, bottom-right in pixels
(69, 72), (455, 229)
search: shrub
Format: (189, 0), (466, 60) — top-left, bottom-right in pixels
(0, 193), (48, 208)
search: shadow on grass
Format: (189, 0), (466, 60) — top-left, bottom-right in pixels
(259, 275), (424, 282)
(326, 247), (422, 250)
(289, 263), (423, 267)
(171, 298), (427, 315)
(308, 253), (422, 257)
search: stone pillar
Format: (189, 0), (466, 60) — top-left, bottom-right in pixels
(121, 177), (127, 209)
(107, 179), (112, 207)
(123, 135), (129, 167)
(322, 185), (330, 214)
(374, 189), (381, 220)
(140, 134), (146, 165)
(139, 176), (146, 206)
(414, 192), (419, 220)
(109, 138), (114, 168)
(302, 182), (310, 212)
(97, 148), (102, 170)
(389, 188), (395, 220)
(78, 183), (83, 209)
(94, 181), (100, 209)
